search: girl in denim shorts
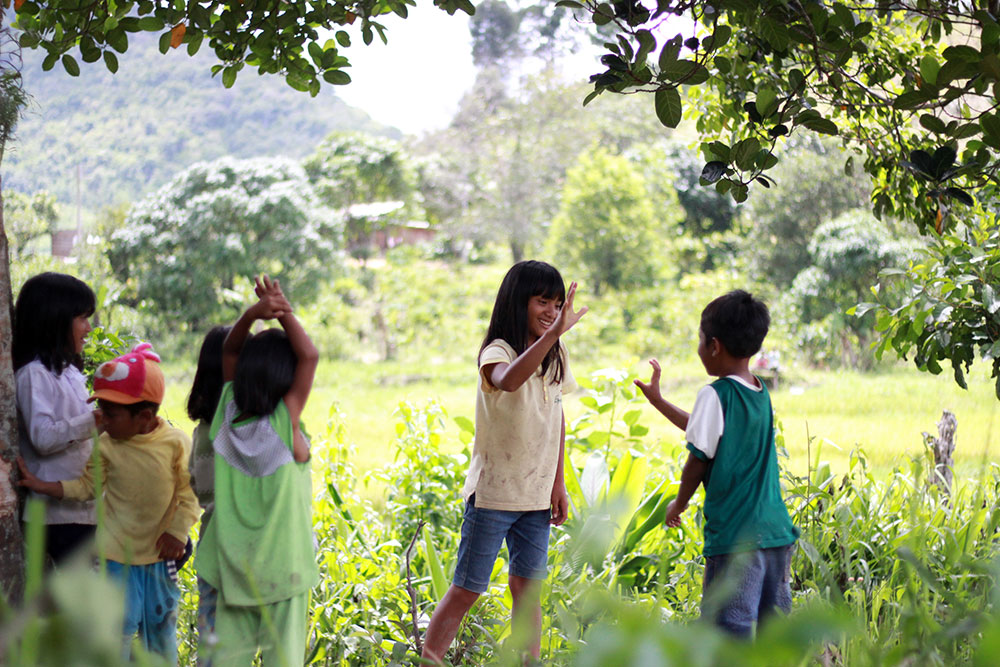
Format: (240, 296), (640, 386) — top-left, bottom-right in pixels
(422, 260), (587, 664)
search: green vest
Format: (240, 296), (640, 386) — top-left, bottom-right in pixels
(194, 383), (319, 605)
(687, 377), (799, 557)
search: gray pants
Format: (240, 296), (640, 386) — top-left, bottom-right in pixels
(702, 543), (794, 638)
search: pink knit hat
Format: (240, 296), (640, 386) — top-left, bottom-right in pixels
(89, 343), (165, 405)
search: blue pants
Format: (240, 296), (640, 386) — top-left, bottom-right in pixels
(105, 559), (180, 662)
(702, 544), (794, 638)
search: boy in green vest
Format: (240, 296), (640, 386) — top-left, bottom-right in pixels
(635, 290), (799, 638)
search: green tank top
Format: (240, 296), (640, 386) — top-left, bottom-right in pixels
(687, 377), (799, 557)
(194, 382), (319, 605)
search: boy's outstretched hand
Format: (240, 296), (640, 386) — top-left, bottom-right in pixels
(155, 533), (186, 561)
(634, 359), (663, 404)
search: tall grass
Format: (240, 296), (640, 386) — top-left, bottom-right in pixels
(6, 367), (1000, 665)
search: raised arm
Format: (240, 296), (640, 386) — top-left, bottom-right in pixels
(634, 359), (690, 431)
(222, 276), (292, 382)
(488, 281), (587, 392)
(255, 279), (318, 463)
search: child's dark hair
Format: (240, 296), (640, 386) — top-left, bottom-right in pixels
(13, 272), (96, 374)
(480, 260), (566, 383)
(124, 400), (160, 417)
(186, 325), (231, 422)
(233, 328), (296, 417)
(700, 290), (770, 359)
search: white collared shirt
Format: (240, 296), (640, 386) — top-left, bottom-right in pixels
(16, 360), (97, 524)
(686, 374), (763, 460)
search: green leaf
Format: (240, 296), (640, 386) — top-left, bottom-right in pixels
(654, 86), (682, 128)
(920, 114), (947, 133)
(893, 90), (930, 110)
(137, 16), (164, 31)
(61, 54), (80, 77)
(454, 416), (475, 434)
(157, 30), (171, 54)
(982, 113), (1000, 142)
(759, 17), (789, 51)
(635, 29), (655, 65)
(703, 25), (732, 52)
(755, 88), (779, 118)
(103, 50), (119, 73)
(943, 45), (981, 63)
(733, 137), (761, 170)
(555, 0), (584, 7)
(594, 3), (613, 26)
(222, 66), (237, 88)
(322, 69), (351, 85)
(700, 161), (727, 184)
(920, 55), (940, 85)
(423, 531), (448, 602)
(657, 35), (681, 69)
(800, 117), (839, 135)
(659, 59), (709, 85)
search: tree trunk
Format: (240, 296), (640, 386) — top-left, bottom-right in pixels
(0, 182), (26, 604)
(925, 410), (956, 499)
(509, 239), (524, 264)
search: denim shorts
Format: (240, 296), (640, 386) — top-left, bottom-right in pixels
(452, 494), (551, 594)
(702, 543), (794, 638)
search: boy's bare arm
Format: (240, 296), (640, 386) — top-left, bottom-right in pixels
(664, 452), (709, 527)
(634, 359), (690, 430)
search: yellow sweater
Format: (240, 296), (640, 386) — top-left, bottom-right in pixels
(63, 418), (200, 565)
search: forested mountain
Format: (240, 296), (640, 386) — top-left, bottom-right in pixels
(4, 34), (397, 210)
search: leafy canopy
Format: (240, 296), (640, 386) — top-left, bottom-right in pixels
(567, 0), (999, 232)
(14, 0), (474, 94)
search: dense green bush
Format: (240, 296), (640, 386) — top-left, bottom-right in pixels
(6, 370), (1000, 665)
(784, 210), (918, 369)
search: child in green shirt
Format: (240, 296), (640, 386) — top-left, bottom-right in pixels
(193, 276), (319, 666)
(635, 290), (799, 638)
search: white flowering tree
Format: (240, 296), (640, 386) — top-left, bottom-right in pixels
(111, 156), (342, 329)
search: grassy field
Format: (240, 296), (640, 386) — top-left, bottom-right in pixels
(158, 351), (1000, 483)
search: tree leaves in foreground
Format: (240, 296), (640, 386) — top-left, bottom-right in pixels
(14, 0), (475, 95)
(568, 0), (996, 233)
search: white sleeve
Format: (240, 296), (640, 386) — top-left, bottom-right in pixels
(685, 385), (725, 460)
(16, 365), (95, 455)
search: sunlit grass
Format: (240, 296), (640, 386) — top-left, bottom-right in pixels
(159, 352), (1000, 484)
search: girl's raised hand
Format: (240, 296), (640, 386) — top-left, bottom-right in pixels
(552, 281), (588, 336)
(252, 275), (292, 319)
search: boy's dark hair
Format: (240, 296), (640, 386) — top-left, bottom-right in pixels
(124, 400), (160, 417)
(186, 325), (231, 422)
(233, 328), (296, 418)
(13, 272), (96, 374)
(480, 260), (566, 384)
(700, 290), (770, 359)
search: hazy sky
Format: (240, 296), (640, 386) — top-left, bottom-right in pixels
(335, 6), (478, 136)
(336, 7), (693, 136)
(335, 4), (615, 136)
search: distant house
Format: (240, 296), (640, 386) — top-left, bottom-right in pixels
(51, 229), (79, 257)
(344, 201), (435, 252)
